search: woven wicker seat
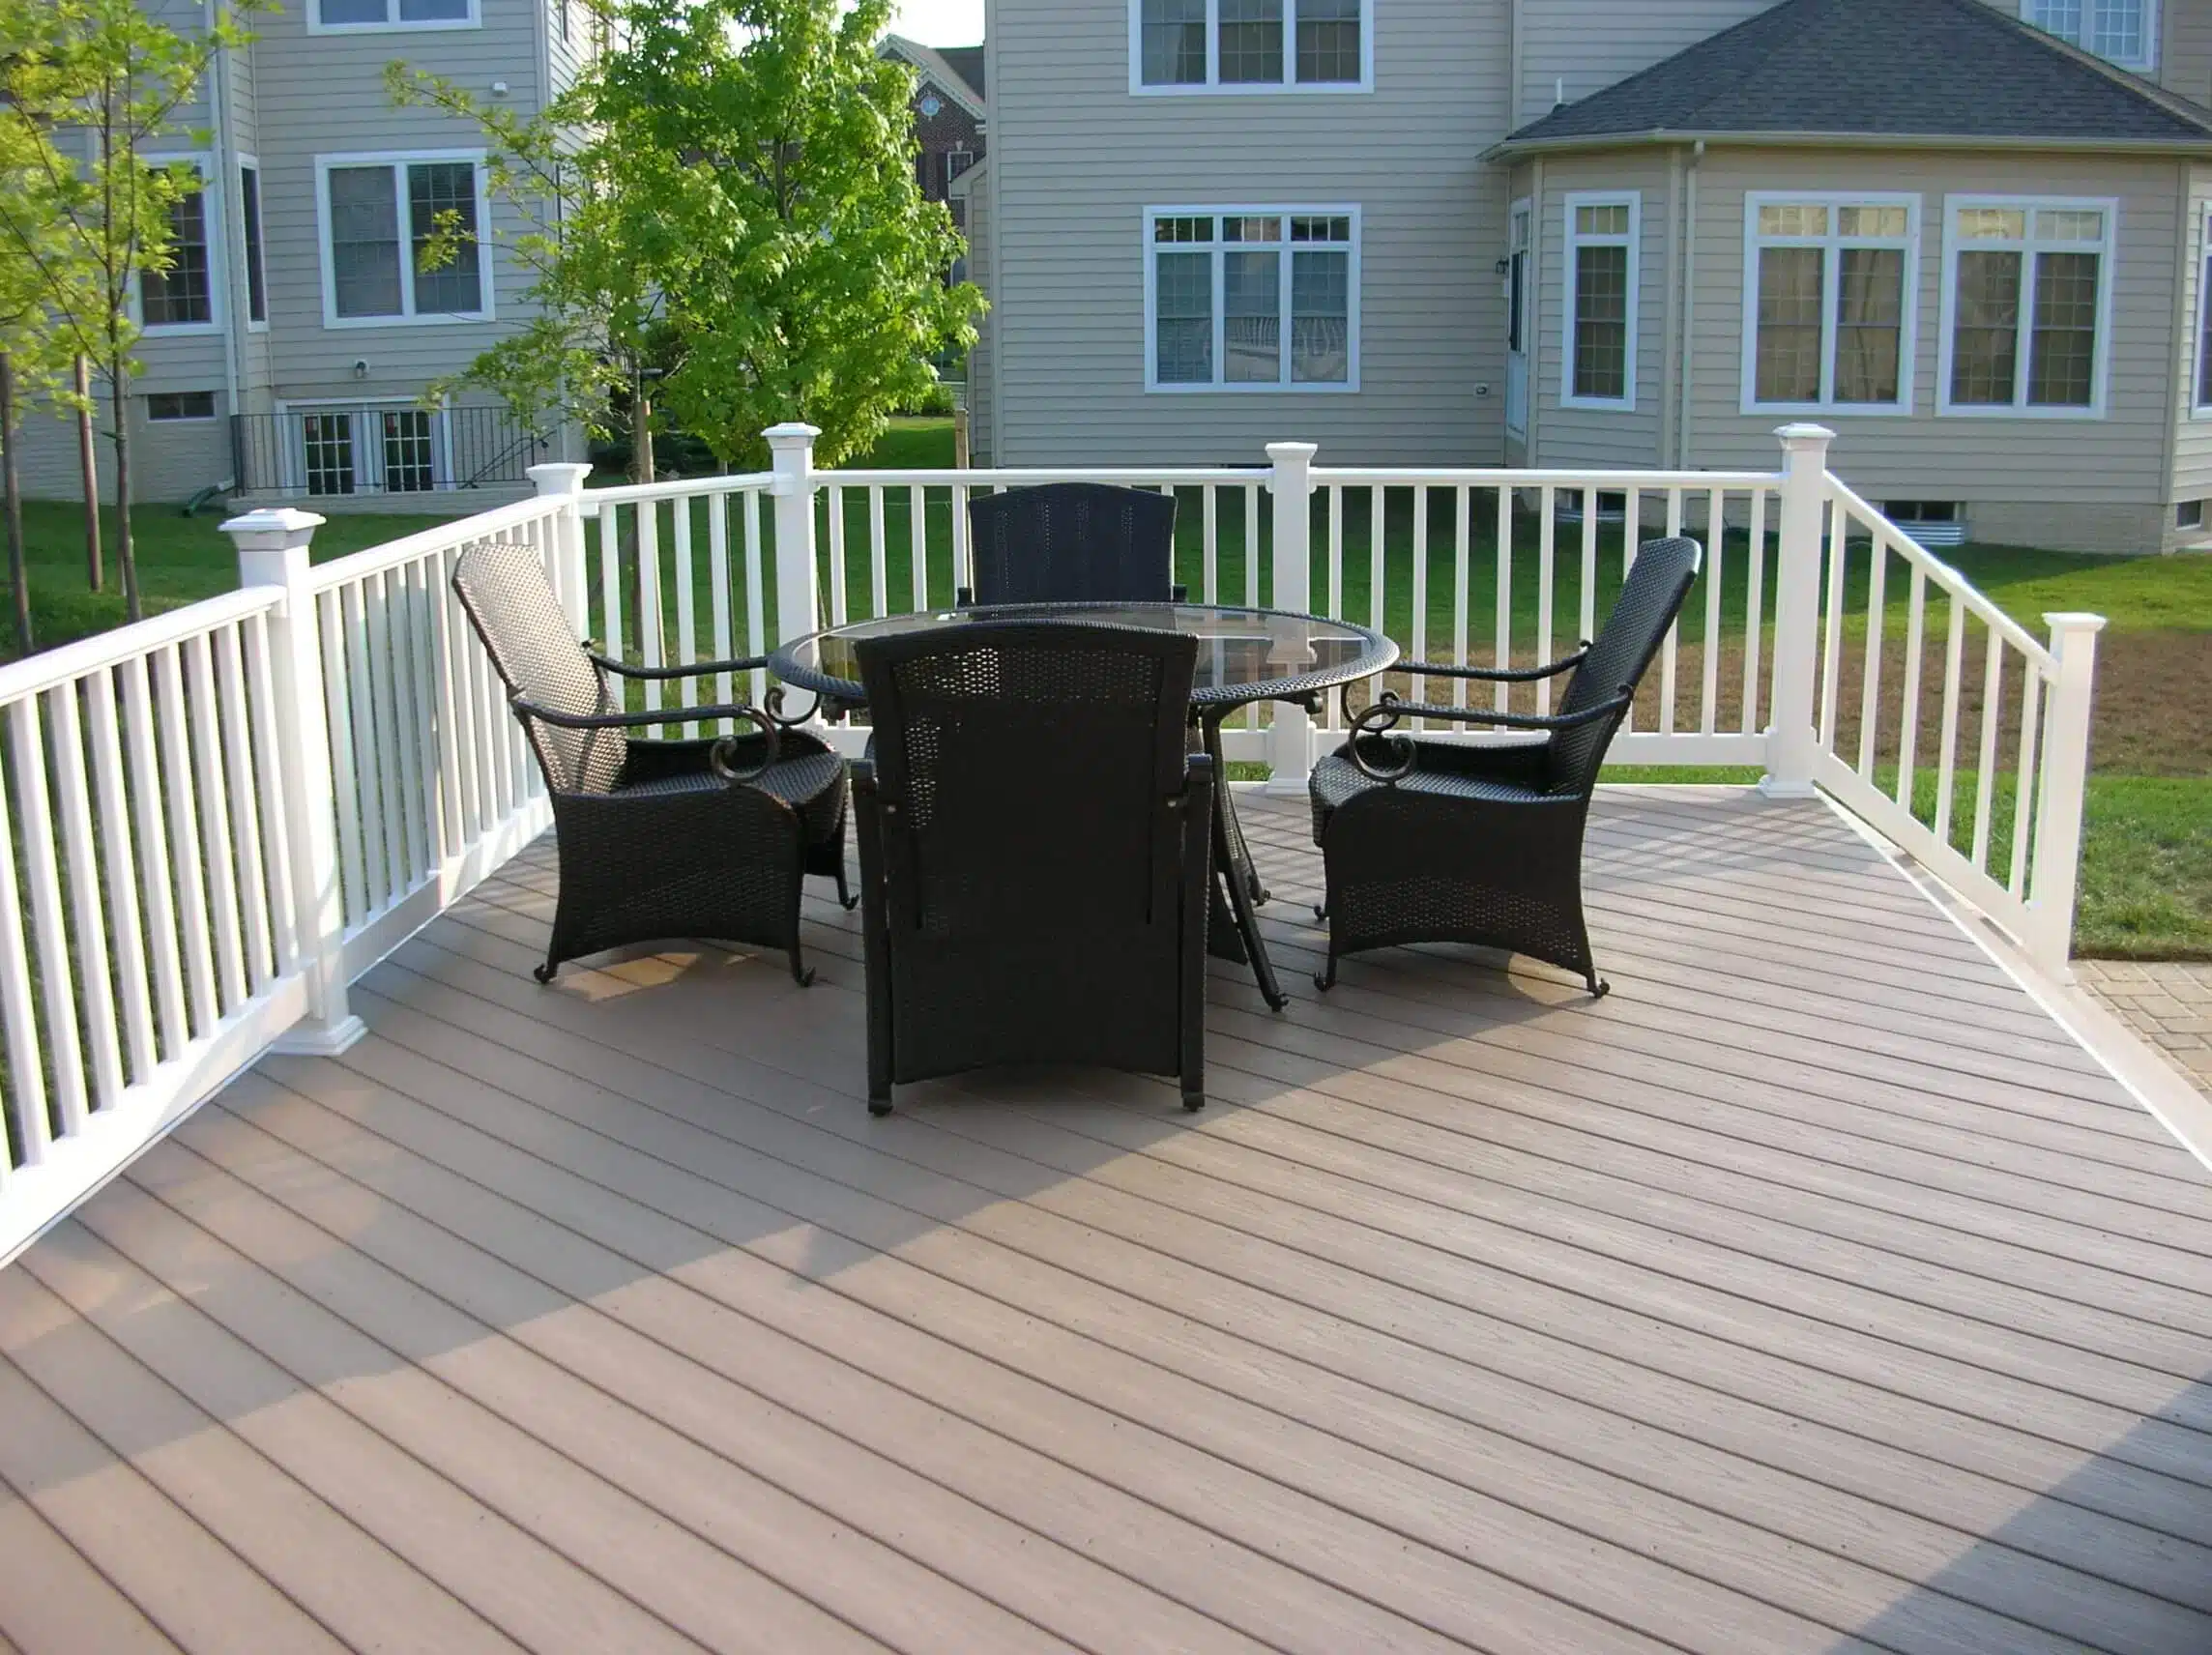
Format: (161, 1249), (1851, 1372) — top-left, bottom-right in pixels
(1308, 536), (1703, 997)
(851, 622), (1214, 1116)
(961, 482), (1184, 605)
(451, 537), (850, 987)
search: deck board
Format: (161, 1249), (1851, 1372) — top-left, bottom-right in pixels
(3, 787), (2209, 1654)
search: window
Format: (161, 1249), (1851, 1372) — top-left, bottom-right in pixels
(316, 153), (491, 326)
(1144, 208), (1358, 391)
(555, 0), (568, 43)
(140, 164), (214, 330)
(1133, 0), (1369, 91)
(293, 405), (447, 495)
(2177, 499), (2204, 531)
(147, 392), (218, 421)
(1562, 193), (1637, 409)
(239, 161), (268, 326)
(2196, 207), (2212, 413)
(1741, 194), (1916, 414)
(2023, 0), (2155, 69)
(946, 146), (975, 184)
(311, 0), (475, 31)
(1940, 198), (2114, 417)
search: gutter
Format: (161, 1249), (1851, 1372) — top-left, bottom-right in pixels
(1485, 129), (2212, 161)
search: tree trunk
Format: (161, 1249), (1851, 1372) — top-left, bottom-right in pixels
(108, 355), (141, 623)
(2, 353), (29, 656)
(76, 355), (102, 594)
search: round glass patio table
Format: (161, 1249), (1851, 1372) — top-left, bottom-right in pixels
(770, 601), (1399, 1010)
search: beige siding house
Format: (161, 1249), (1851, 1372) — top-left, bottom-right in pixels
(14, 0), (589, 511)
(973, 0), (2212, 554)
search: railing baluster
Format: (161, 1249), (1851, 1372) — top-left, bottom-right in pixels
(1453, 485), (1471, 710)
(1855, 531), (1887, 777)
(85, 670), (157, 1083)
(744, 491), (768, 707)
(1619, 488), (1639, 731)
(212, 625), (275, 991)
(636, 501), (664, 712)
(1535, 485), (1556, 715)
(868, 486), (888, 623)
(1970, 628), (2004, 872)
(597, 505), (624, 662)
(1742, 489), (1767, 736)
(184, 634), (247, 1011)
(1817, 497), (1848, 750)
(1700, 487), (1724, 735)
(1579, 487), (1598, 652)
(1896, 566), (1927, 811)
(384, 569), (430, 886)
(152, 646), (219, 1035)
(1934, 595), (1965, 846)
(1494, 484), (1513, 714)
(673, 496), (698, 735)
(1248, 480), (1266, 729)
(1202, 484), (1218, 605)
(1659, 489), (1682, 735)
(361, 575), (407, 906)
(47, 682), (124, 1112)
(9, 695), (86, 1134)
(950, 483), (971, 594)
(0, 757), (49, 1167)
(241, 616), (301, 976)
(442, 563), (485, 848)
(907, 484), (927, 614)
(120, 655), (188, 1059)
(1411, 485), (1430, 725)
(709, 493), (735, 731)
(2009, 663), (2044, 898)
(403, 560), (441, 861)
(827, 483), (850, 627)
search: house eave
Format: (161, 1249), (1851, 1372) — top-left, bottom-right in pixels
(1484, 129), (2212, 161)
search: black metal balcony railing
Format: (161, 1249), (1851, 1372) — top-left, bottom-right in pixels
(233, 405), (547, 499)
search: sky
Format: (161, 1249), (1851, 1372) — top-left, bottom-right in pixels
(884, 0), (983, 44)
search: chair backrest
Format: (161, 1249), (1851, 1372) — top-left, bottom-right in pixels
(857, 621), (1198, 941)
(965, 483), (1179, 606)
(1548, 536), (1703, 795)
(451, 537), (626, 795)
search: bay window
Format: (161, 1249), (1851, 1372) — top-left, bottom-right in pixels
(1941, 198), (2114, 417)
(1742, 194), (1916, 414)
(1562, 193), (1637, 409)
(1146, 208), (1359, 391)
(1134, 0), (1369, 91)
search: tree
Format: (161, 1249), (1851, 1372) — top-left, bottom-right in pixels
(391, 0), (980, 473)
(0, 0), (255, 623)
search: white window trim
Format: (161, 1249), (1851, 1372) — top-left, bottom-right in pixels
(1936, 193), (2118, 421)
(306, 0), (480, 35)
(138, 152), (223, 337)
(1737, 190), (1920, 419)
(2192, 204), (2212, 418)
(1127, 0), (1375, 96)
(1559, 190), (1639, 413)
(237, 153), (269, 334)
(1141, 203), (1362, 393)
(314, 150), (494, 330)
(2022, 0), (2159, 72)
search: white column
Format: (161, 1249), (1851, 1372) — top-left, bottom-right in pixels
(224, 507), (366, 1055)
(2028, 611), (2106, 980)
(528, 461), (593, 637)
(1265, 440), (1318, 795)
(765, 422), (822, 651)
(1758, 421), (1834, 798)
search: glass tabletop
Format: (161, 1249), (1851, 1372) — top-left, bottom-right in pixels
(770, 601), (1399, 709)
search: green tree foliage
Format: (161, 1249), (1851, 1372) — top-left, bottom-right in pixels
(391, 0), (979, 473)
(0, 0), (255, 622)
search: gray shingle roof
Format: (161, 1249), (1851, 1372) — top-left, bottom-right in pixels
(1499, 0), (2212, 151)
(938, 45), (985, 102)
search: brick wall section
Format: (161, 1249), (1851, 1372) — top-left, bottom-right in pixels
(912, 87), (984, 207)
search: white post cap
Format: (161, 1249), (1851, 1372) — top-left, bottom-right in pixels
(2043, 611), (2109, 634)
(528, 461), (592, 495)
(1772, 422), (1837, 447)
(219, 507), (326, 551)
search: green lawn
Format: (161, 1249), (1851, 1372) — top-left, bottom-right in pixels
(7, 413), (2205, 957)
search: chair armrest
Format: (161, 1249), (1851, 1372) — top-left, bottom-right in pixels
(509, 695), (780, 781)
(1390, 647), (1589, 684)
(588, 649), (771, 682)
(1345, 690), (1629, 782)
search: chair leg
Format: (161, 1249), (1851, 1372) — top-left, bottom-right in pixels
(1586, 972), (1611, 999)
(1312, 903), (1327, 921)
(868, 1089), (893, 1118)
(789, 944), (816, 988)
(833, 857), (859, 912)
(533, 959), (559, 985)
(1314, 954), (1337, 992)
(1181, 1085), (1205, 1114)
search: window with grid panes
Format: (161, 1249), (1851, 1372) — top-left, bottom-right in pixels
(322, 156), (488, 320)
(141, 173), (213, 327)
(1135, 0), (1366, 87)
(2023, 0), (2153, 67)
(1746, 197), (1913, 410)
(1147, 210), (1355, 388)
(1945, 201), (2110, 413)
(1565, 196), (1635, 405)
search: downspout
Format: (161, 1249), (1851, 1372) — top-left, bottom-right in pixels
(1509, 0), (1525, 129)
(1528, 156), (1544, 466)
(1676, 138), (1703, 468)
(1659, 147), (1682, 469)
(210, 40), (242, 426)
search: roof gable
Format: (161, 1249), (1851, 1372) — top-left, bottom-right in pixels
(1499, 0), (2212, 151)
(880, 34), (986, 119)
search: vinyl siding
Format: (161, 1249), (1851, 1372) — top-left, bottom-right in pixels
(1529, 149), (1670, 469)
(1513, 0), (1770, 130)
(8, 401), (233, 505)
(1660, 149), (2186, 521)
(985, 0), (1508, 468)
(2160, 0), (2212, 104)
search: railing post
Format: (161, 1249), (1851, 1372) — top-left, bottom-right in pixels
(2028, 611), (2106, 980)
(223, 508), (366, 1055)
(1759, 422), (1834, 798)
(1265, 440), (1319, 794)
(528, 461), (593, 637)
(765, 422), (822, 653)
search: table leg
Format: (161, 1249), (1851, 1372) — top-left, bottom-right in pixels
(1201, 712), (1286, 1012)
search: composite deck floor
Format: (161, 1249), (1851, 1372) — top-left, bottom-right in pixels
(3, 787), (2210, 1655)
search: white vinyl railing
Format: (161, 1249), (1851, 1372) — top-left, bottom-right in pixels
(0, 421), (2103, 1262)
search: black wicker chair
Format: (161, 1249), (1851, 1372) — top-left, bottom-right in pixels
(451, 537), (851, 988)
(1307, 536), (1703, 998)
(960, 482), (1185, 606)
(851, 622), (1213, 1116)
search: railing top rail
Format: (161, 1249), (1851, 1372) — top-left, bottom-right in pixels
(579, 471), (777, 511)
(301, 497), (565, 594)
(0, 586), (284, 703)
(1823, 476), (2056, 672)
(1309, 466), (1781, 490)
(812, 466), (1267, 488)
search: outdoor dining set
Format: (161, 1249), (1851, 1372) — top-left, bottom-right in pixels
(451, 483), (1702, 1117)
